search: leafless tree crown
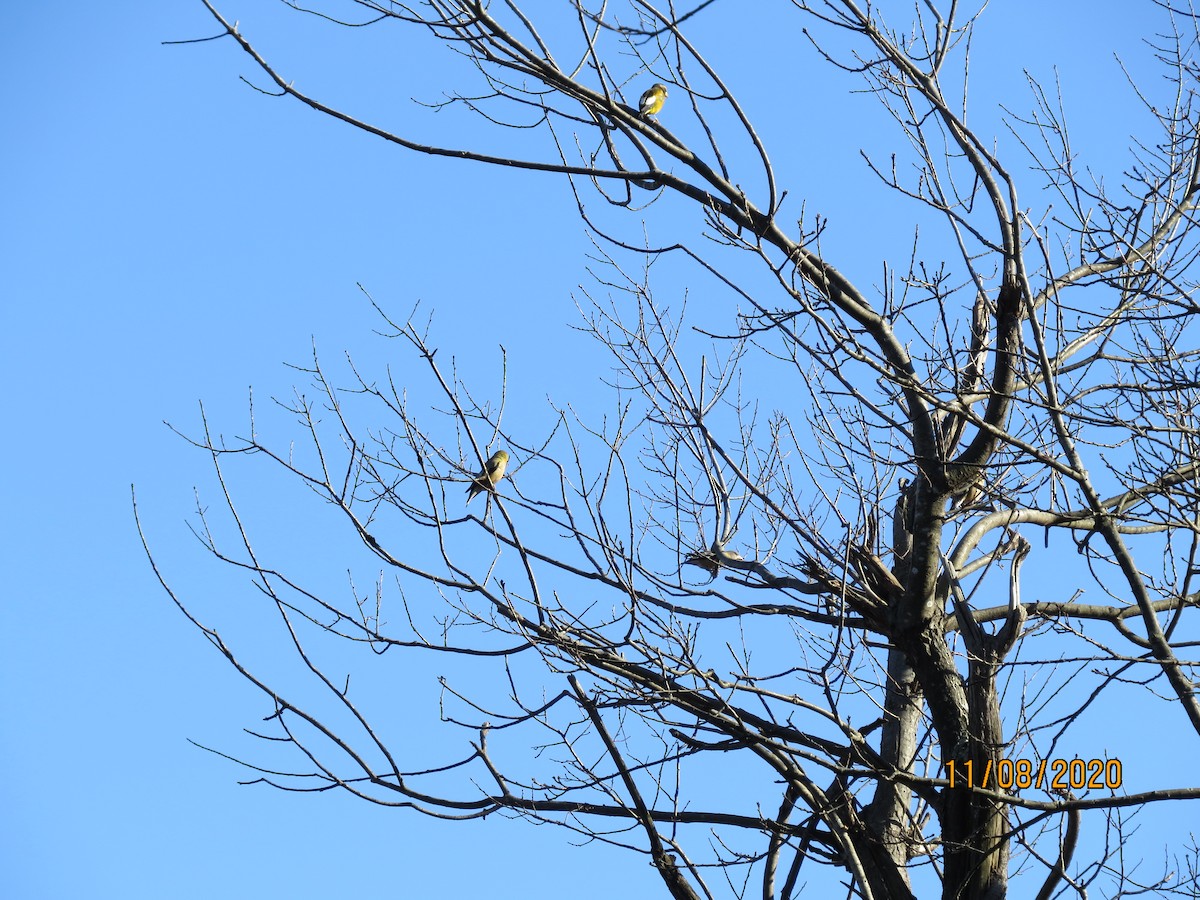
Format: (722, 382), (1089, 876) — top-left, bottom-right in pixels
(145, 2), (1200, 898)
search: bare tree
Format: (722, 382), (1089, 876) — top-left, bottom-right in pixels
(145, 2), (1200, 897)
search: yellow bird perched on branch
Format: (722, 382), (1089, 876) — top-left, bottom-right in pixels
(466, 450), (510, 503)
(638, 83), (668, 118)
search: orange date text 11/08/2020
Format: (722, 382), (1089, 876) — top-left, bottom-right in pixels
(946, 758), (1123, 791)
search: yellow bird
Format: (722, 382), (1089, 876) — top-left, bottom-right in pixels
(466, 450), (510, 503)
(638, 83), (668, 117)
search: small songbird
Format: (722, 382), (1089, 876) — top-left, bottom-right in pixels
(638, 83), (668, 118)
(466, 450), (510, 503)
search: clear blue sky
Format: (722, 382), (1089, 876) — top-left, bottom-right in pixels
(2, 3), (1194, 898)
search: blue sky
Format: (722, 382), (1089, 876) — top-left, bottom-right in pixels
(0, 4), (615, 898)
(2, 2), (1196, 898)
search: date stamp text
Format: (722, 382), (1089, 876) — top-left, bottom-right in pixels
(946, 758), (1122, 791)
